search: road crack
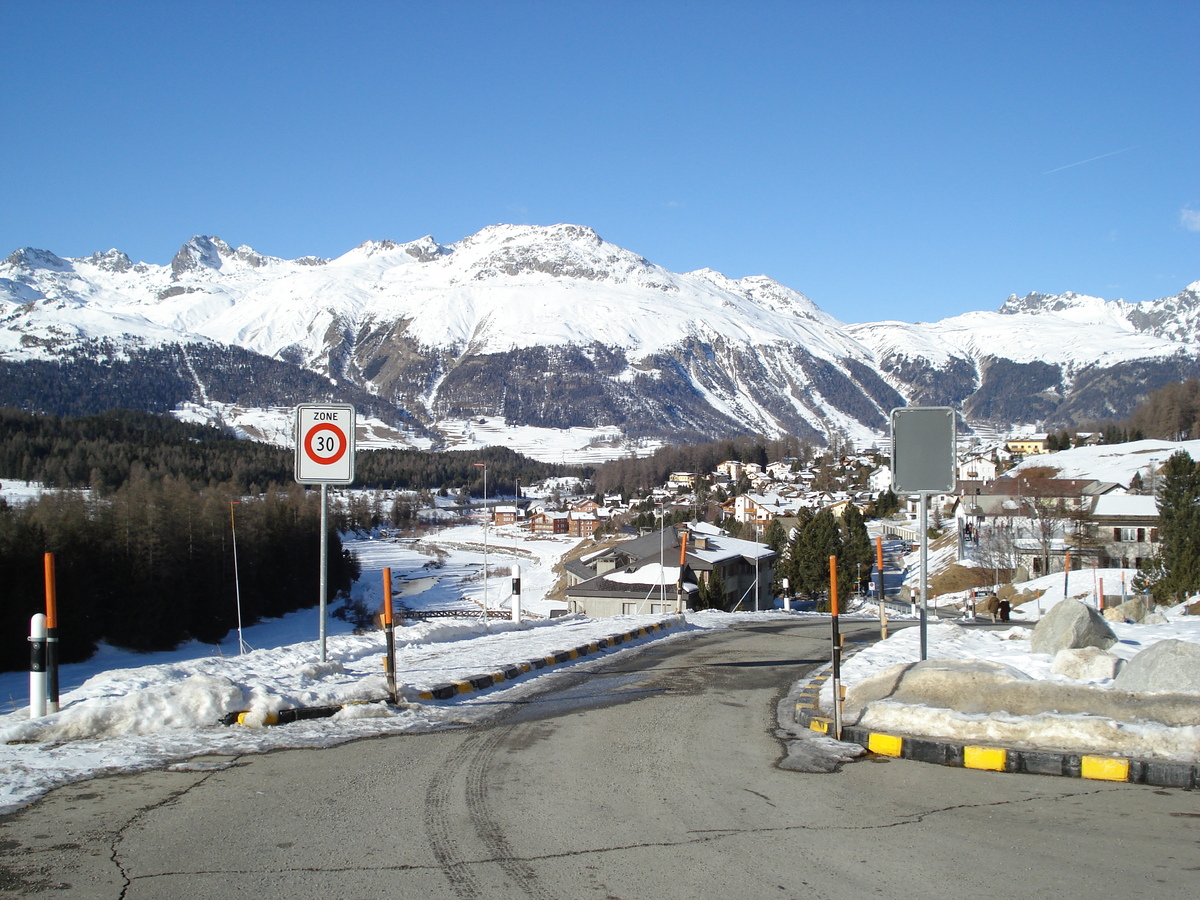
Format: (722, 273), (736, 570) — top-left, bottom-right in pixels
(110, 758), (241, 900)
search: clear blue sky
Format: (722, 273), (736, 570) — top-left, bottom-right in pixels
(3, 1), (1197, 323)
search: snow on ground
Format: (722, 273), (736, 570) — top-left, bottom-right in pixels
(1, 521), (1197, 817)
(925, 567), (1148, 619)
(1011, 438), (1200, 484)
(823, 609), (1200, 763)
(431, 416), (663, 464)
(0, 480), (52, 505)
(171, 403), (661, 465)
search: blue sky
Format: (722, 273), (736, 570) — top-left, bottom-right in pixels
(3, 1), (1197, 323)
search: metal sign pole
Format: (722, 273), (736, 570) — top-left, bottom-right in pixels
(890, 406), (956, 663)
(294, 404), (355, 663)
(319, 481), (329, 662)
(919, 492), (929, 660)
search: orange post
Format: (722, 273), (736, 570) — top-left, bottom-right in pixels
(382, 567), (397, 704)
(676, 532), (689, 614)
(878, 535), (888, 643)
(829, 555), (839, 616)
(44, 553), (59, 713)
(383, 567), (393, 626)
(829, 554), (842, 738)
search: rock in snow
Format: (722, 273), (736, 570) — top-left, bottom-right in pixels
(1030, 598), (1118, 655)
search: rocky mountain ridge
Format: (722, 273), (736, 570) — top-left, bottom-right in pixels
(2, 224), (1198, 447)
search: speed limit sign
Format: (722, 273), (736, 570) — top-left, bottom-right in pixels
(295, 404), (356, 484)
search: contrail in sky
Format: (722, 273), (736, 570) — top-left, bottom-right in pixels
(1043, 145), (1139, 174)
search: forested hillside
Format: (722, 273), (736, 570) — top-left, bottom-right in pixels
(0, 340), (420, 433)
(0, 408), (585, 672)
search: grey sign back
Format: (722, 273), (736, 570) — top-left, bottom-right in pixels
(890, 407), (957, 494)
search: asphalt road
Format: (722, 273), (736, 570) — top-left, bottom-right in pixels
(0, 618), (1195, 899)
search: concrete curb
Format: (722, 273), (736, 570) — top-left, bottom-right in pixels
(793, 660), (1199, 789)
(222, 617), (683, 727)
(416, 618), (681, 700)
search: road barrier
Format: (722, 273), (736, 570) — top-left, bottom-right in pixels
(222, 617), (684, 727)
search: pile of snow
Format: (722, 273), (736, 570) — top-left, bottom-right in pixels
(824, 609), (1200, 761)
(0, 610), (716, 814)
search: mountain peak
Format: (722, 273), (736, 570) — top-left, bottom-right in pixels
(4, 247), (73, 273)
(86, 249), (133, 273)
(171, 236), (234, 280)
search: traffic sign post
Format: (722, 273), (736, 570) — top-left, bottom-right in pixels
(295, 404), (356, 661)
(890, 407), (956, 661)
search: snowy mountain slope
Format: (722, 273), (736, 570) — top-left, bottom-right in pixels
(847, 286), (1200, 423)
(3, 226), (1199, 444)
(0, 225), (903, 443)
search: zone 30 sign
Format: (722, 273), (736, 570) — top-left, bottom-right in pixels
(294, 404), (356, 484)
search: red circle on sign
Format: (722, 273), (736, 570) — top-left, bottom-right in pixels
(304, 423), (347, 465)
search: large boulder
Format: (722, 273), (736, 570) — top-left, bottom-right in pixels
(1051, 646), (1124, 681)
(1031, 598), (1117, 655)
(1112, 639), (1200, 695)
(1113, 596), (1154, 623)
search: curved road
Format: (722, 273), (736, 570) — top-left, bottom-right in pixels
(0, 619), (1194, 899)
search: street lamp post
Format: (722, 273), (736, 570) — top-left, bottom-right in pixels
(754, 523), (760, 612)
(229, 500), (250, 655)
(658, 501), (666, 609)
(474, 462), (488, 628)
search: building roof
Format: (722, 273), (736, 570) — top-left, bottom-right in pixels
(1091, 494), (1158, 519)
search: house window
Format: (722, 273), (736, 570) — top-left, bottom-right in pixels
(1137, 528), (1145, 543)
(622, 603), (637, 615)
(1151, 528), (1159, 542)
(650, 603), (663, 614)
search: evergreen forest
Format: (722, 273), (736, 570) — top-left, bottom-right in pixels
(0, 408), (584, 673)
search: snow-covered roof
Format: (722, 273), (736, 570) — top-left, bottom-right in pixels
(1092, 494), (1158, 518)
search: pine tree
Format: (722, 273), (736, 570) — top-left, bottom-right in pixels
(797, 509), (842, 600)
(839, 503), (873, 593)
(1148, 450), (1200, 603)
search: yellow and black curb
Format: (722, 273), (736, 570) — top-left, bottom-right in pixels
(794, 668), (1199, 789)
(416, 619), (680, 701)
(221, 618), (682, 727)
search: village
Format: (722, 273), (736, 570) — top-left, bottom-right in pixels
(410, 431), (1168, 620)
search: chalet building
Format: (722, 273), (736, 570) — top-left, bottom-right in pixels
(765, 459), (799, 482)
(569, 510), (600, 538)
(668, 472), (698, 489)
(528, 511), (570, 535)
(1089, 494), (1159, 570)
(716, 460), (745, 481)
(564, 525), (774, 618)
(1005, 436), (1050, 457)
(727, 492), (806, 525)
(957, 454), (997, 482)
(955, 478), (1146, 576)
(867, 466), (892, 493)
(492, 505), (523, 526)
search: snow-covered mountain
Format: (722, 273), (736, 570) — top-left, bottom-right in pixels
(2, 224), (1198, 448)
(846, 284), (1200, 425)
